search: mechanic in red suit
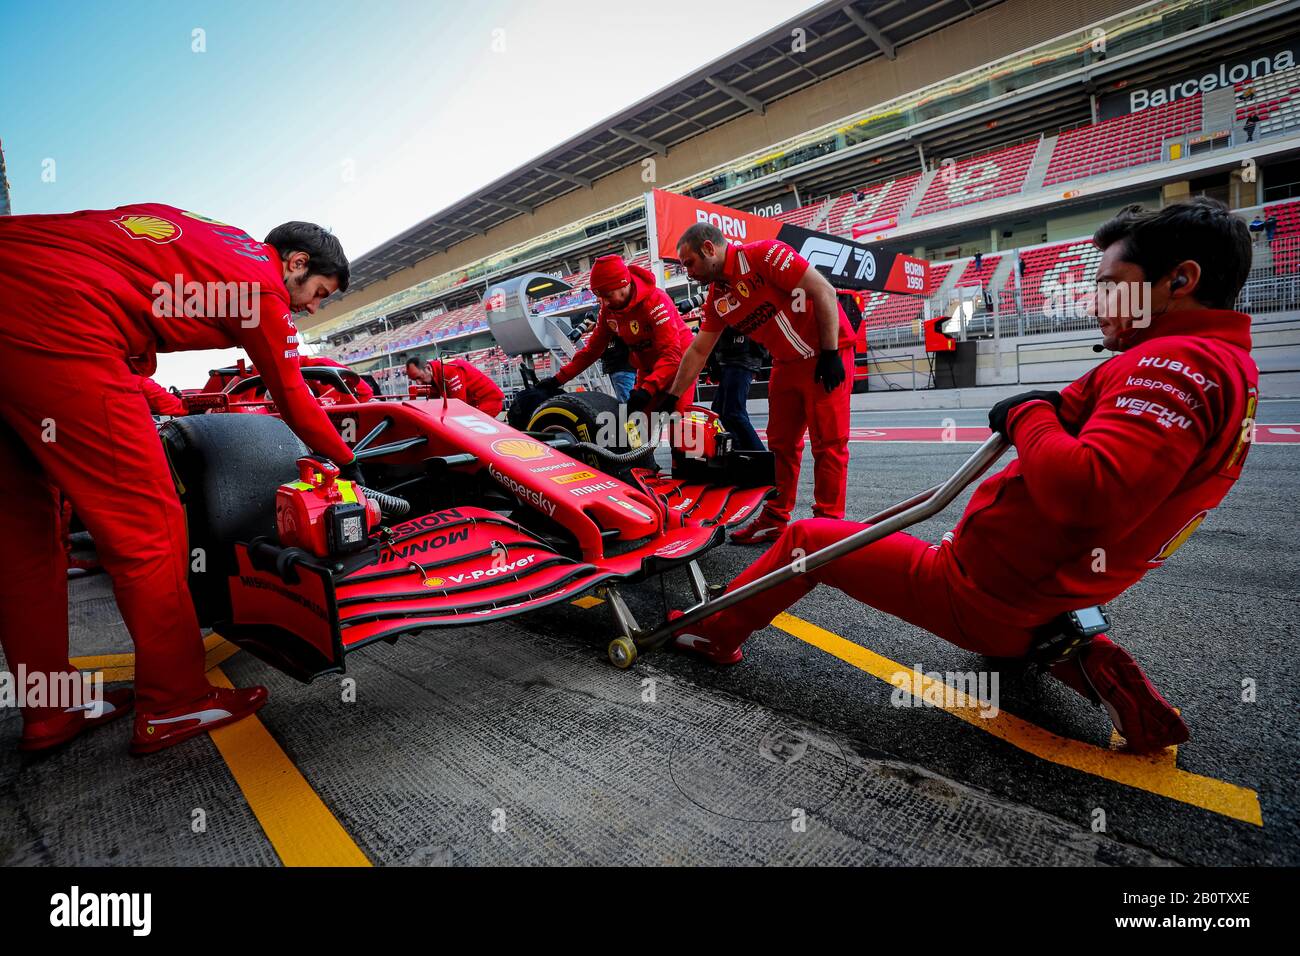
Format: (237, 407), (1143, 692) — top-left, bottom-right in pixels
(0, 204), (358, 755)
(140, 376), (187, 416)
(662, 225), (855, 545)
(536, 254), (696, 414)
(671, 199), (1258, 753)
(299, 354), (375, 401)
(406, 355), (505, 417)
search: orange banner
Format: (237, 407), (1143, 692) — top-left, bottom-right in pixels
(650, 189), (780, 260)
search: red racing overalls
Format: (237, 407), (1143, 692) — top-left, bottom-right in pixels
(699, 240), (856, 521)
(555, 263), (697, 412)
(424, 358), (505, 417)
(0, 203), (354, 723)
(701, 309), (1259, 657)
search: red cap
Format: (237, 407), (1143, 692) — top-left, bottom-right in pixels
(589, 255), (631, 295)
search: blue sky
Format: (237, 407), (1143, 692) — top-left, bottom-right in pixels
(1, 0), (809, 251)
(1, 0), (810, 384)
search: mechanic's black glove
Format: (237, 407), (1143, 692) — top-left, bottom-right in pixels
(988, 390), (1062, 440)
(338, 457), (366, 487)
(536, 376), (564, 396)
(813, 348), (846, 393)
(649, 391), (680, 414)
(626, 388), (653, 415)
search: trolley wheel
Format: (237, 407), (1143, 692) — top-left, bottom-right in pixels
(608, 636), (638, 669)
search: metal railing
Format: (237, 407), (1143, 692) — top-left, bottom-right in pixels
(865, 267), (1300, 354)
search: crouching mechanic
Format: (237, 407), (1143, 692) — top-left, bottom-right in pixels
(406, 355), (504, 417)
(671, 198), (1258, 753)
(661, 224), (855, 544)
(0, 205), (360, 755)
(536, 254), (696, 415)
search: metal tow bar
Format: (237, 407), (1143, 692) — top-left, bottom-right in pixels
(605, 435), (1010, 668)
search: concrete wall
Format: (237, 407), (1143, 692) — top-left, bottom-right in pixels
(310, 0), (1137, 332)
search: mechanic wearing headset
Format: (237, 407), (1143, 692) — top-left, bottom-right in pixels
(661, 224), (855, 545)
(536, 254), (696, 415)
(0, 204), (358, 755)
(406, 355), (505, 418)
(670, 198), (1258, 754)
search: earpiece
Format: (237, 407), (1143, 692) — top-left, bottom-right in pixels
(1170, 274), (1187, 291)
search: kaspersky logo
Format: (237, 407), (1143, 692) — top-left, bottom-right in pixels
(488, 463), (557, 516)
(112, 214), (181, 244)
(491, 438), (551, 461)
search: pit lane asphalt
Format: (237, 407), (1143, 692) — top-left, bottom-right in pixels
(0, 401), (1295, 866)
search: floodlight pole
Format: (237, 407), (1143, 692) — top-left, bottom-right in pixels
(644, 190), (665, 286)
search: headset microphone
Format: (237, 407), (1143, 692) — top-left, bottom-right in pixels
(1092, 343), (1107, 353)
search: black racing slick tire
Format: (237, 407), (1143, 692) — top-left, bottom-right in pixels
(526, 390), (655, 474)
(159, 414), (308, 627)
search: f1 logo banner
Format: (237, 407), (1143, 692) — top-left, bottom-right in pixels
(650, 189), (927, 295)
(776, 223), (927, 294)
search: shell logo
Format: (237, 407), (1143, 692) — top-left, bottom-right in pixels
(422, 576), (447, 588)
(491, 438), (551, 461)
(112, 215), (181, 244)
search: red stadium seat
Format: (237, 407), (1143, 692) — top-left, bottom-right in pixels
(1043, 97), (1202, 187)
(912, 141), (1041, 218)
(772, 199), (832, 230)
(1016, 240), (1103, 314)
(1263, 198), (1300, 275)
(822, 174), (922, 237)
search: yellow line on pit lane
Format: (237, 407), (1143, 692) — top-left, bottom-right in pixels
(206, 665), (371, 867)
(71, 633), (238, 682)
(773, 613), (1263, 827)
(74, 635), (370, 865)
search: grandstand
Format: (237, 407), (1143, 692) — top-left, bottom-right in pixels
(305, 0), (1300, 397)
(1043, 98), (1203, 186)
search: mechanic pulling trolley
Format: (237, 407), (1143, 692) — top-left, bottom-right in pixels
(668, 199), (1258, 754)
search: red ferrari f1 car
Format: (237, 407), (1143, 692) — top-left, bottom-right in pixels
(161, 367), (775, 680)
